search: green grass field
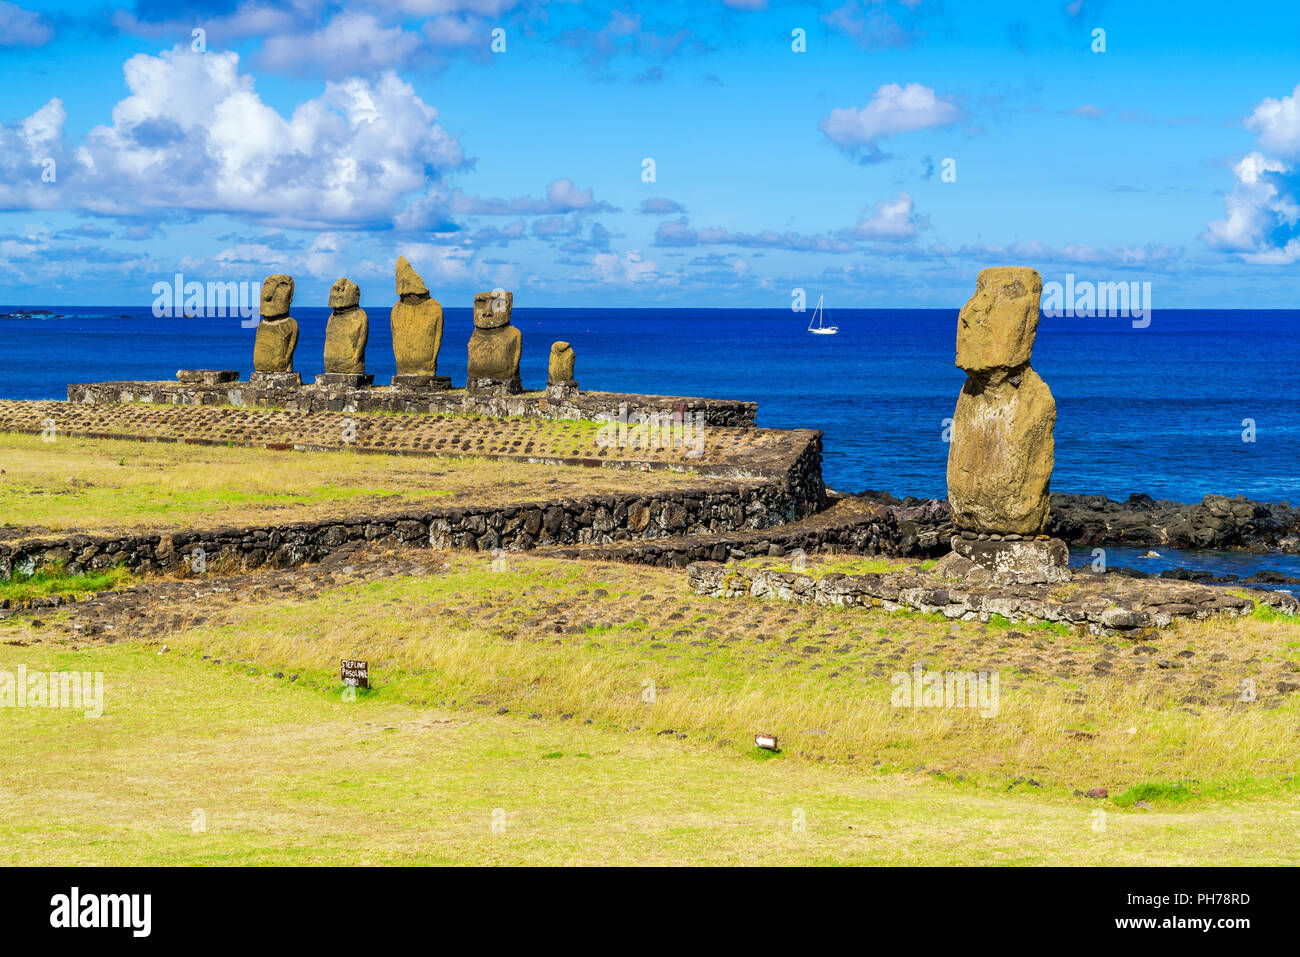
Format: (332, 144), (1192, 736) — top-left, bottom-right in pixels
(3, 639), (1299, 865)
(4, 551), (1298, 865)
(0, 432), (704, 539)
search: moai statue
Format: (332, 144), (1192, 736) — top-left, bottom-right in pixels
(942, 266), (1069, 583)
(466, 289), (522, 394)
(546, 341), (578, 397)
(320, 278), (369, 382)
(251, 274), (300, 387)
(389, 257), (449, 389)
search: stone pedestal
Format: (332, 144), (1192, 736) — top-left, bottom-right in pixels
(545, 380), (579, 400)
(315, 373), (374, 388)
(946, 535), (1071, 584)
(467, 375), (522, 396)
(391, 374), (452, 390)
(249, 371), (301, 388)
(177, 370), (239, 385)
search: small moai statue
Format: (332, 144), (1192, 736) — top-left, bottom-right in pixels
(251, 274), (301, 387)
(389, 256), (449, 389)
(321, 278), (369, 379)
(466, 289), (522, 394)
(546, 341), (578, 397)
(942, 266), (1068, 583)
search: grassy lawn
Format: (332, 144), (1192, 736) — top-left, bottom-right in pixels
(0, 432), (707, 540)
(4, 550), (1298, 864)
(0, 565), (136, 606)
(3, 639), (1299, 865)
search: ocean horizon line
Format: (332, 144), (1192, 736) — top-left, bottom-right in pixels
(5, 305), (1300, 315)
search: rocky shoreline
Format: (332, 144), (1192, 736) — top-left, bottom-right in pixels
(861, 490), (1300, 557)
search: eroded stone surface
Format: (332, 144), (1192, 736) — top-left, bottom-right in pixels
(253, 275), (298, 373)
(687, 559), (1267, 635)
(472, 289), (513, 329)
(937, 536), (1071, 585)
(467, 292), (522, 393)
(947, 366), (1056, 535)
(548, 341), (576, 386)
(947, 267), (1055, 537)
(390, 257), (444, 378)
(323, 278), (368, 375)
(955, 266), (1043, 372)
(177, 370), (238, 385)
(64, 381), (759, 428)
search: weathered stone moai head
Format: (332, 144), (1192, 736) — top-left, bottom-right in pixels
(328, 277), (360, 310)
(473, 289), (513, 329)
(955, 267), (1042, 375)
(390, 257), (445, 380)
(548, 341), (576, 385)
(323, 277), (368, 376)
(260, 274), (294, 318)
(946, 266), (1056, 538)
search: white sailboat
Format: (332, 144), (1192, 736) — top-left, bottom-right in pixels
(807, 294), (838, 335)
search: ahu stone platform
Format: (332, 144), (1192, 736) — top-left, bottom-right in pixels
(67, 379), (758, 429)
(687, 560), (1296, 635)
(2, 400), (810, 484)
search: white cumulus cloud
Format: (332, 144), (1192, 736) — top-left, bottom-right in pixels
(848, 191), (928, 239)
(1204, 85), (1300, 265)
(820, 83), (961, 160)
(1244, 83), (1300, 158)
(67, 46), (465, 229)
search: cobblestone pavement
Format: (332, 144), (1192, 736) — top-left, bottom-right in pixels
(0, 400), (812, 475)
(4, 544), (1296, 708)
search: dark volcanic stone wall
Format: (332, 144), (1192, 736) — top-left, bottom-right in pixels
(0, 479), (814, 583)
(67, 381), (758, 429)
(857, 491), (1300, 554)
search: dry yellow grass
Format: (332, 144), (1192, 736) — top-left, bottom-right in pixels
(2, 638), (1298, 865)
(21, 550), (1288, 804)
(0, 432), (708, 539)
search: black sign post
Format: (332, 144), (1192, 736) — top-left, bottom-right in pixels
(341, 659), (369, 689)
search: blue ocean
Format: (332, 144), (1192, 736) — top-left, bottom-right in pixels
(3, 306), (1298, 505)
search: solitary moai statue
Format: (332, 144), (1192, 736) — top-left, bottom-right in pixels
(389, 257), (449, 389)
(251, 274), (300, 386)
(546, 341), (578, 397)
(943, 266), (1068, 583)
(466, 289), (522, 394)
(322, 278), (369, 377)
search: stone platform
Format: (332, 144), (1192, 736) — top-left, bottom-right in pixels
(538, 495), (898, 567)
(66, 380), (758, 429)
(687, 560), (1295, 635)
(3, 400), (815, 487)
(938, 536), (1072, 584)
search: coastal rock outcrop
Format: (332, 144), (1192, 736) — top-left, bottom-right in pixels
(1049, 492), (1300, 553)
(390, 257), (448, 388)
(467, 290), (522, 394)
(252, 275), (299, 376)
(322, 278), (368, 376)
(854, 489), (1300, 557)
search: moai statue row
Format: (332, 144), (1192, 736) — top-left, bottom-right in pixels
(247, 266), (578, 396)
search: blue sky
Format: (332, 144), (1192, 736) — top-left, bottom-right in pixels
(1, 0), (1298, 307)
